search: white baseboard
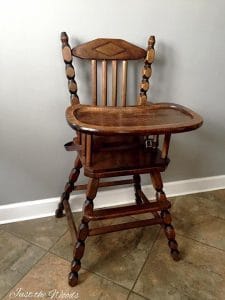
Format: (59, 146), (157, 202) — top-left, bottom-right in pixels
(1, 175), (225, 225)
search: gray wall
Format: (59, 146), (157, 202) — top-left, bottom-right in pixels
(1, 0), (225, 205)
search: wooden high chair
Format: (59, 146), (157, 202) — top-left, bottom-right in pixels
(55, 32), (203, 287)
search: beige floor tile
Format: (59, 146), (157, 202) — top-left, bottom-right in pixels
(133, 233), (225, 300)
(2, 215), (68, 250)
(0, 230), (45, 299)
(51, 216), (160, 289)
(128, 292), (149, 300)
(171, 191), (225, 250)
(3, 253), (129, 300)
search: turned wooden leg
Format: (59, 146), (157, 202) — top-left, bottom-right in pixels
(68, 178), (99, 287)
(55, 156), (82, 218)
(150, 170), (180, 261)
(133, 174), (142, 205)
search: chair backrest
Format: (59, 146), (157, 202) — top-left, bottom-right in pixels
(60, 32), (155, 107)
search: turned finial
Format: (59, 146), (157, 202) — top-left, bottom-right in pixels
(148, 36), (155, 49)
(61, 32), (69, 45)
(60, 32), (79, 105)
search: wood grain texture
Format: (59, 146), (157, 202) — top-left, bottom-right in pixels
(161, 133), (171, 159)
(61, 32), (80, 105)
(58, 34), (203, 287)
(111, 60), (117, 106)
(55, 156), (82, 218)
(72, 38), (146, 60)
(69, 177), (99, 287)
(121, 60), (127, 106)
(66, 103), (203, 136)
(102, 60), (107, 106)
(91, 60), (97, 105)
(138, 35), (155, 105)
(86, 134), (92, 167)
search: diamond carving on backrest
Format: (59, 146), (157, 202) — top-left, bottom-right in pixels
(94, 42), (126, 57)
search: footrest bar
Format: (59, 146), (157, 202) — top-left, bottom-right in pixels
(85, 200), (171, 221)
(89, 217), (163, 236)
(74, 179), (134, 191)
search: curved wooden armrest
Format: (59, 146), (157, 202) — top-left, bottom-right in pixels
(66, 103), (203, 136)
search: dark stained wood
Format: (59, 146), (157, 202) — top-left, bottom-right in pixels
(138, 36), (155, 105)
(133, 174), (142, 204)
(86, 134), (92, 167)
(111, 60), (117, 106)
(91, 60), (97, 105)
(102, 60), (107, 105)
(74, 179), (134, 191)
(69, 177), (99, 287)
(121, 60), (127, 106)
(150, 170), (180, 261)
(57, 33), (202, 287)
(89, 217), (163, 236)
(84, 148), (169, 178)
(55, 156), (82, 218)
(85, 200), (171, 221)
(66, 103), (203, 136)
(81, 133), (86, 162)
(72, 38), (146, 60)
(161, 133), (171, 159)
(60, 32), (79, 105)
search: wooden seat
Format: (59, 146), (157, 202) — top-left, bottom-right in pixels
(55, 32), (203, 287)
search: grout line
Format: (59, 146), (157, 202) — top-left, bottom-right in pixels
(127, 291), (150, 300)
(81, 267), (132, 294)
(48, 228), (70, 253)
(2, 218), (69, 252)
(1, 251), (49, 299)
(176, 232), (225, 253)
(1, 227), (50, 252)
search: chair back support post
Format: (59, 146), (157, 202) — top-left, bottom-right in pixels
(61, 32), (80, 105)
(138, 36), (155, 105)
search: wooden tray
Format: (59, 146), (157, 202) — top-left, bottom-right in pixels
(66, 103), (203, 135)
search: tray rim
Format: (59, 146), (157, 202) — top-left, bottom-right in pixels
(66, 102), (203, 135)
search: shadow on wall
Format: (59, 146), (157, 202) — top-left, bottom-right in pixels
(165, 119), (225, 182)
(151, 41), (177, 103)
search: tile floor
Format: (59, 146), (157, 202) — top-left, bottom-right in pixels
(1, 189), (225, 300)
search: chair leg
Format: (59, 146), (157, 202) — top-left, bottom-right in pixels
(55, 156), (82, 218)
(68, 178), (99, 287)
(150, 170), (180, 261)
(133, 174), (142, 205)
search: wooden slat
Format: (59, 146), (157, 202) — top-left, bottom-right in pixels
(161, 133), (171, 159)
(81, 133), (86, 161)
(74, 179), (134, 191)
(121, 60), (127, 106)
(86, 135), (92, 167)
(77, 132), (81, 144)
(102, 60), (107, 106)
(112, 60), (117, 106)
(85, 201), (171, 221)
(91, 60), (97, 105)
(89, 218), (163, 236)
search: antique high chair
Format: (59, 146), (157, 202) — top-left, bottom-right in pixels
(55, 32), (203, 286)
